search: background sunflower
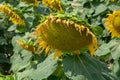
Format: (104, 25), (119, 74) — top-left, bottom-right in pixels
(104, 11), (120, 38)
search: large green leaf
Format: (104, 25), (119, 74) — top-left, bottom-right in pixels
(96, 39), (120, 60)
(110, 40), (120, 60)
(62, 54), (114, 80)
(93, 4), (107, 16)
(102, 72), (119, 80)
(16, 53), (58, 80)
(112, 59), (120, 78)
(10, 50), (32, 72)
(11, 36), (32, 72)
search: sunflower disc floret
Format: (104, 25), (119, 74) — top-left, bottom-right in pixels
(34, 15), (98, 59)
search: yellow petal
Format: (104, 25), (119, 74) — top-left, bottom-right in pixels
(54, 49), (62, 59)
(88, 43), (95, 56)
(45, 46), (51, 54)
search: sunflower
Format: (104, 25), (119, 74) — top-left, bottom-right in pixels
(0, 4), (25, 26)
(17, 40), (36, 52)
(21, 0), (39, 7)
(33, 15), (98, 59)
(104, 11), (120, 38)
(42, 0), (63, 11)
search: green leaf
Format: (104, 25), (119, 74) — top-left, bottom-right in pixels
(11, 36), (33, 72)
(91, 26), (103, 36)
(0, 74), (5, 80)
(30, 54), (57, 80)
(109, 39), (120, 60)
(62, 54), (110, 80)
(6, 75), (15, 80)
(18, 2), (30, 7)
(102, 73), (119, 80)
(10, 50), (32, 72)
(0, 37), (7, 45)
(93, 4), (107, 16)
(111, 45), (120, 60)
(24, 13), (35, 28)
(34, 5), (51, 15)
(16, 53), (58, 80)
(96, 43), (110, 56)
(107, 40), (118, 48)
(112, 59), (120, 78)
(7, 24), (17, 31)
(72, 75), (88, 80)
(108, 4), (120, 11)
(96, 39), (120, 59)
(12, 36), (22, 53)
(0, 74), (15, 80)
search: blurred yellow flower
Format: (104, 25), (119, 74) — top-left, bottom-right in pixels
(33, 15), (98, 59)
(105, 0), (115, 2)
(109, 0), (115, 2)
(42, 0), (63, 11)
(21, 0), (39, 7)
(0, 4), (25, 26)
(104, 11), (120, 38)
(17, 40), (36, 52)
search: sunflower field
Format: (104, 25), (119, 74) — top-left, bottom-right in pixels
(0, 0), (120, 80)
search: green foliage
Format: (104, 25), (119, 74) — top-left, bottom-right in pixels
(96, 39), (120, 79)
(112, 59), (120, 78)
(15, 54), (58, 80)
(0, 0), (120, 80)
(63, 54), (107, 80)
(0, 74), (15, 80)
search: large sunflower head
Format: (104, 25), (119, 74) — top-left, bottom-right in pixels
(33, 14), (98, 59)
(104, 11), (120, 38)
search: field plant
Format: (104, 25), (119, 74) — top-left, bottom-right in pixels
(0, 0), (120, 80)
